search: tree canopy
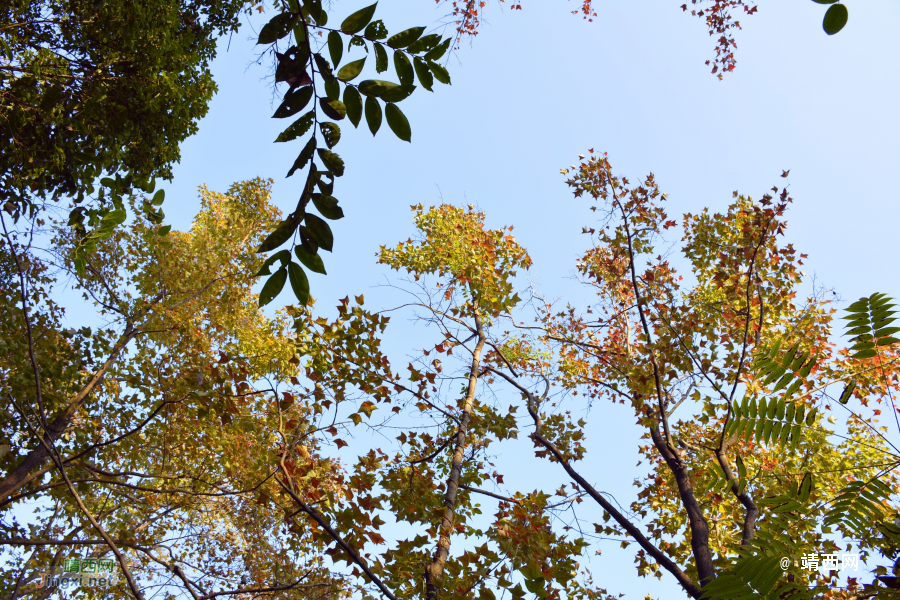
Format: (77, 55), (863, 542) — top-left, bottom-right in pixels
(2, 154), (899, 599)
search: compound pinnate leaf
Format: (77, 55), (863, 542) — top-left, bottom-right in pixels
(384, 103), (410, 142)
(341, 2), (377, 34)
(294, 245), (326, 274)
(305, 214), (334, 252)
(365, 96), (382, 135)
(287, 262), (310, 305)
(273, 87), (314, 119)
(259, 267), (287, 306)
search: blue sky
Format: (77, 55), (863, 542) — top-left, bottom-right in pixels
(153, 1), (900, 597)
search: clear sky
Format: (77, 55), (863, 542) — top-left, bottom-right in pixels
(154, 1), (900, 597)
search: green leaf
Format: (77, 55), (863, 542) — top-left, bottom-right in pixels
(257, 218), (298, 253)
(394, 51), (414, 86)
(273, 87), (314, 119)
(151, 189), (165, 206)
(365, 96), (382, 135)
(374, 43), (388, 73)
(407, 33), (441, 54)
(337, 57), (367, 82)
(341, 2), (377, 34)
(319, 98), (347, 121)
(303, 0), (326, 25)
(319, 122), (341, 148)
(317, 149), (345, 176)
(156, 225), (171, 236)
(790, 424), (803, 451)
(299, 226), (318, 254)
(258, 12), (298, 45)
(783, 379), (803, 399)
(387, 26), (425, 49)
(328, 31), (343, 67)
(317, 172), (335, 195)
(424, 37), (451, 61)
(259, 268), (287, 306)
(799, 472), (813, 502)
(772, 372), (793, 393)
(344, 86), (363, 127)
(256, 250), (291, 276)
(428, 61), (451, 84)
(305, 214), (334, 252)
(805, 407), (818, 426)
(385, 103), (411, 142)
(275, 46), (311, 85)
(822, 3), (848, 34)
(287, 136), (317, 177)
(311, 193), (344, 220)
(413, 57), (434, 91)
(365, 20), (388, 39)
(838, 380), (856, 404)
(381, 84), (415, 103)
(799, 357), (816, 378)
(358, 79), (399, 97)
(275, 110), (315, 142)
(288, 262), (310, 305)
(294, 245), (326, 274)
(314, 53), (334, 79)
(324, 77), (340, 100)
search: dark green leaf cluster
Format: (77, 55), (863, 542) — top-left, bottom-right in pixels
(726, 394), (818, 451)
(702, 477), (819, 600)
(824, 478), (897, 539)
(843, 294), (899, 360)
(0, 0), (244, 228)
(753, 337), (818, 398)
(254, 0), (453, 306)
